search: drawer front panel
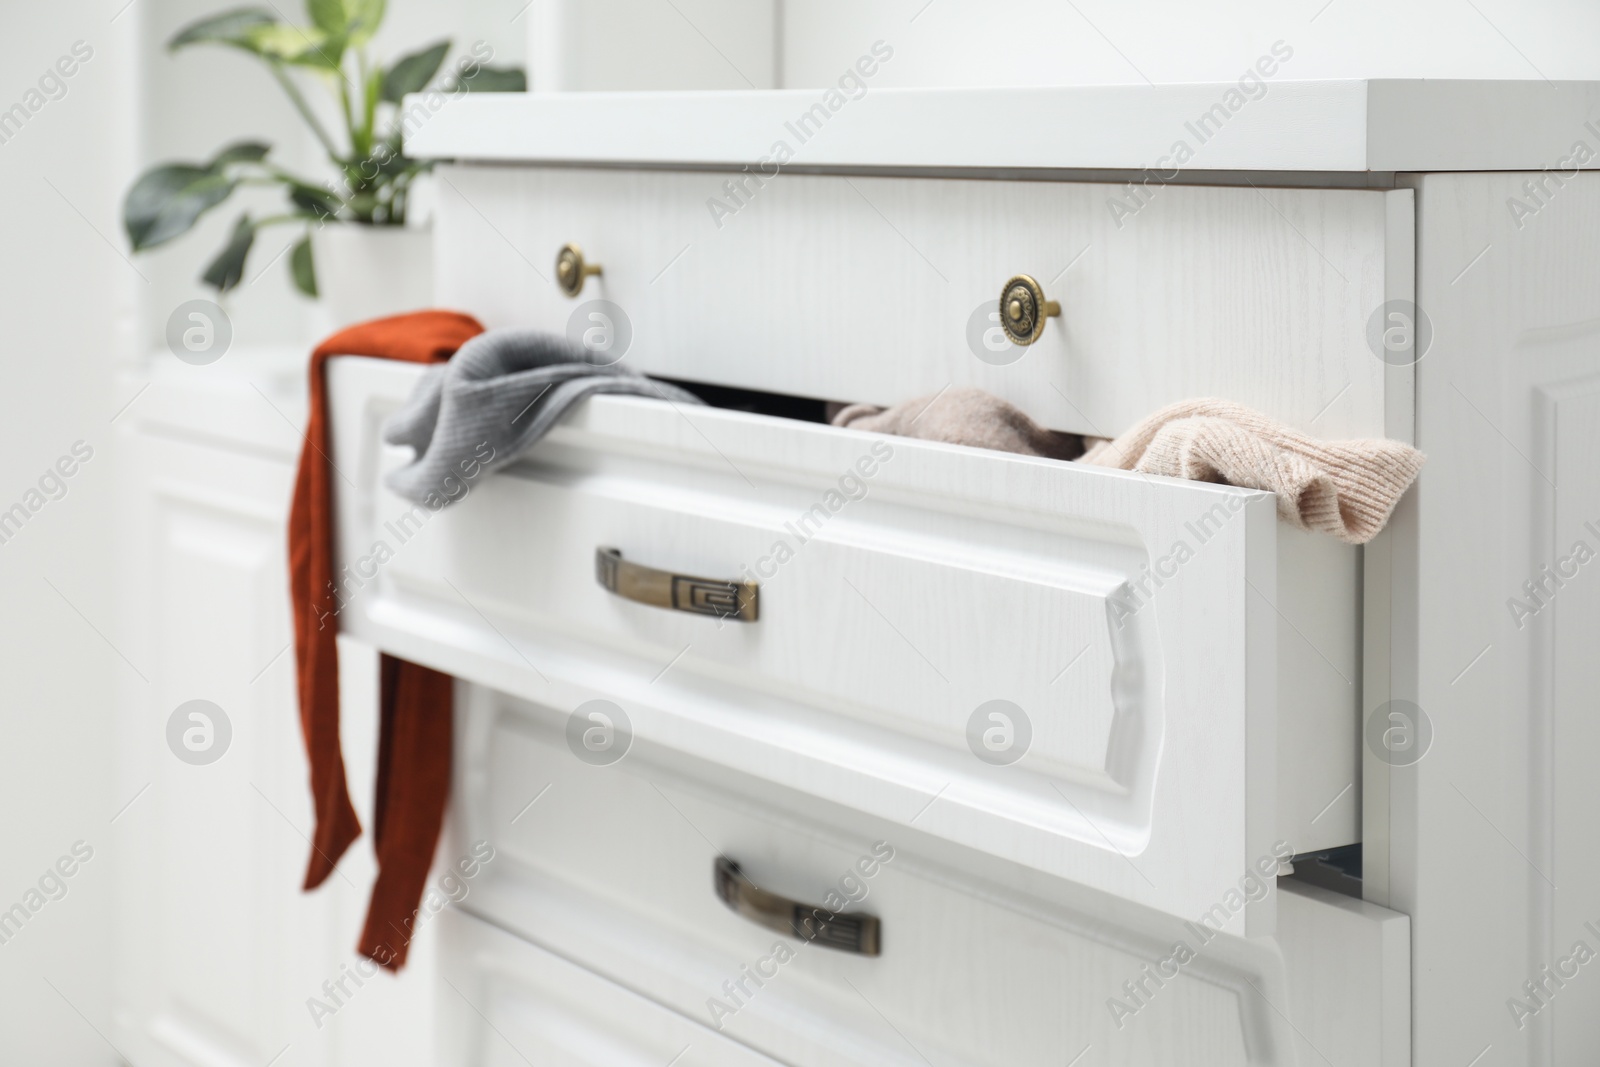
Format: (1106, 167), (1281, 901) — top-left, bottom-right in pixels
(419, 439), (1148, 796)
(435, 165), (1403, 440)
(454, 685), (1301, 1067)
(438, 909), (784, 1066)
(329, 358), (1288, 929)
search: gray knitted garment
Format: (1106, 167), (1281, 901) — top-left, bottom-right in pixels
(382, 327), (703, 504)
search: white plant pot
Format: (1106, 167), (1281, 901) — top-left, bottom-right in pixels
(309, 224), (434, 333)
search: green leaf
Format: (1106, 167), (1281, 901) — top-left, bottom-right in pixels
(361, 64), (383, 150)
(168, 7), (278, 51)
(305, 0), (347, 35)
(288, 181), (342, 219)
(241, 22), (343, 70)
(290, 234), (317, 297)
(370, 150), (426, 180)
(124, 164), (238, 250)
(209, 140), (272, 167)
(461, 65), (526, 92)
(345, 0), (386, 49)
(380, 40), (449, 103)
(124, 141), (277, 251)
(202, 215), (257, 291)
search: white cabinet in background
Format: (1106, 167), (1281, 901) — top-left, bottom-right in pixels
(111, 352), (436, 1067)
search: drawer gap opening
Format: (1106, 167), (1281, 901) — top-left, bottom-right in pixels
(652, 375), (1086, 458)
(1285, 843), (1362, 899)
(654, 375), (832, 424)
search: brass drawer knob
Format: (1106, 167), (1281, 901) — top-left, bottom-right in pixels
(556, 242), (603, 297)
(998, 274), (1060, 346)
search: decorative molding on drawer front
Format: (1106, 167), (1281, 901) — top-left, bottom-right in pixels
(326, 356), (1305, 939)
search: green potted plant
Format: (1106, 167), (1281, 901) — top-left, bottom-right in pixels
(124, 2), (523, 323)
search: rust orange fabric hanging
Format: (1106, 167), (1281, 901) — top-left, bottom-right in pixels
(288, 310), (483, 970)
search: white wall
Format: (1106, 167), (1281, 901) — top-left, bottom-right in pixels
(0, 2), (527, 1064)
(779, 0), (1600, 87)
(530, 0), (1600, 91)
(0, 3), (134, 1064)
(525, 0), (780, 90)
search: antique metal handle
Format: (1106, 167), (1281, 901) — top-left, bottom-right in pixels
(595, 547), (759, 622)
(713, 858), (881, 956)
(556, 242), (603, 297)
(998, 273), (1061, 345)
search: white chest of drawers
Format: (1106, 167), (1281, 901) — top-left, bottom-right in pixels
(322, 81), (1600, 1066)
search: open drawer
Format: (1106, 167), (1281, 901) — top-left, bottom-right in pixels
(327, 356), (1359, 934)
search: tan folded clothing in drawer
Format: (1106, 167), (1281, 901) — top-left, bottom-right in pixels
(831, 387), (1084, 461)
(1078, 398), (1424, 544)
(832, 389), (1423, 544)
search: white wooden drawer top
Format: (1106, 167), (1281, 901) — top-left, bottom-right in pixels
(436, 166), (1406, 442)
(406, 80), (1600, 174)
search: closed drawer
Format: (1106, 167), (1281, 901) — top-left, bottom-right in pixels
(437, 909), (783, 1066)
(448, 685), (1406, 1067)
(329, 357), (1359, 928)
(435, 165), (1413, 441)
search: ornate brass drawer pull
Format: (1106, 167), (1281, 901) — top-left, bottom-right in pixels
(556, 242), (603, 297)
(595, 547), (758, 622)
(713, 858), (881, 956)
(999, 273), (1061, 345)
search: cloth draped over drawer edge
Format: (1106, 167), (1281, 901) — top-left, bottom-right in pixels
(289, 310), (482, 970)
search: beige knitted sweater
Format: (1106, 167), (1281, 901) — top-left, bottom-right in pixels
(832, 390), (1424, 545)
